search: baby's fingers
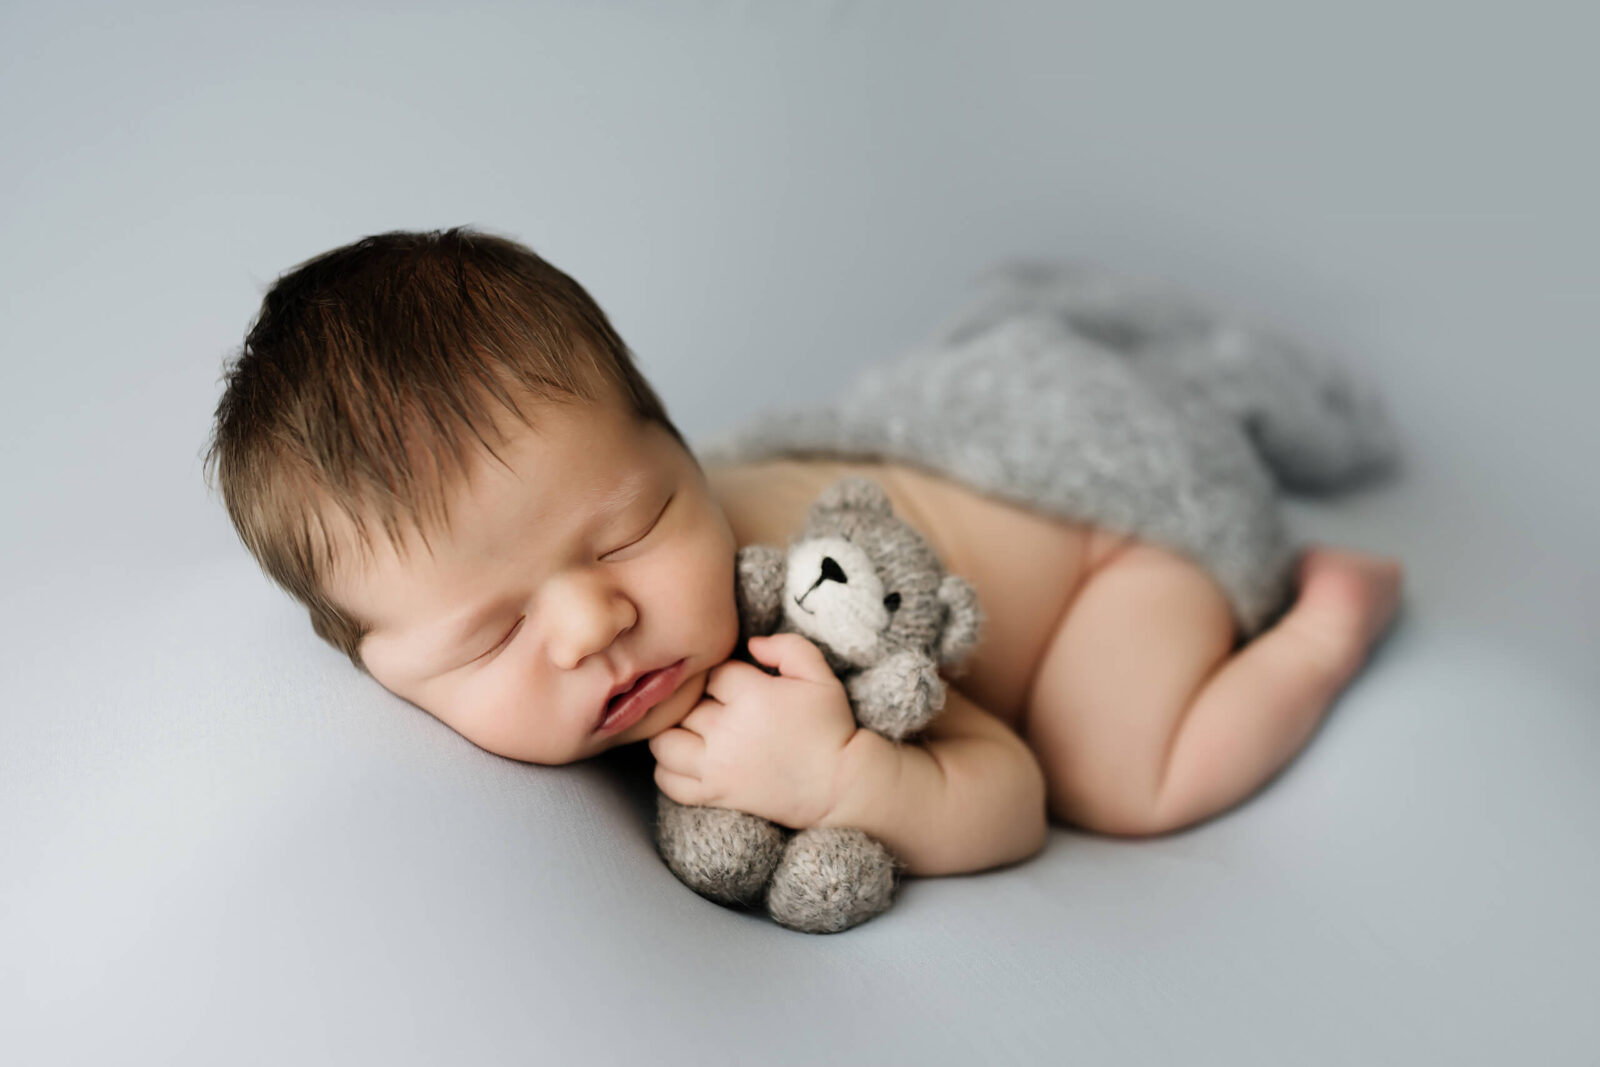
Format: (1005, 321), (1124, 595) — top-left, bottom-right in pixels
(648, 727), (706, 778)
(675, 695), (724, 735)
(654, 765), (708, 807)
(746, 632), (833, 684)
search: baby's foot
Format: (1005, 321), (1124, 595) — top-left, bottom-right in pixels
(1284, 545), (1405, 680)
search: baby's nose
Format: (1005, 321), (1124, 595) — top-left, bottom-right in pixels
(544, 576), (637, 670)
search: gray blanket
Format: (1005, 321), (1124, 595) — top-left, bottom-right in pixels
(695, 261), (1401, 639)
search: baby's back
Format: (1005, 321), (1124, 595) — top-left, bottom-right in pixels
(704, 457), (1130, 729)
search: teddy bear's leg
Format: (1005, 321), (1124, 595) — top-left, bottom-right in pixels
(655, 793), (789, 907)
(764, 827), (900, 934)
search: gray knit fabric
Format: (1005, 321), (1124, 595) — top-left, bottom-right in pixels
(764, 827), (901, 935)
(655, 793), (787, 907)
(695, 261), (1402, 638)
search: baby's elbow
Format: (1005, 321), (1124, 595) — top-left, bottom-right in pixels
(1016, 761), (1052, 862)
(983, 739), (1052, 869)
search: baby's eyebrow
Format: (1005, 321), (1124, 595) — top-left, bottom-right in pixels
(585, 467), (653, 519)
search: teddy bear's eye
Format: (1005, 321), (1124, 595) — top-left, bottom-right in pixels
(883, 592), (901, 612)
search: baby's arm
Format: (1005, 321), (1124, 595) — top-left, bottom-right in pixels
(817, 686), (1049, 877)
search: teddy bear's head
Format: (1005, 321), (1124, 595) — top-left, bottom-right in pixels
(775, 476), (979, 673)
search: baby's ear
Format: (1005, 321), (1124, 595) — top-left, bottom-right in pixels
(936, 574), (983, 670)
(735, 544), (786, 643)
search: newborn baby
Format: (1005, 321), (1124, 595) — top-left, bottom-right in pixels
(205, 227), (1403, 877)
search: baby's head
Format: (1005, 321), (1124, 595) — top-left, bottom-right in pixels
(204, 227), (740, 764)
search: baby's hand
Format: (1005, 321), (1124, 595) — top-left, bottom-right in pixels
(649, 633), (857, 830)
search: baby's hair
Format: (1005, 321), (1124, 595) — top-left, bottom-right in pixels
(203, 226), (684, 673)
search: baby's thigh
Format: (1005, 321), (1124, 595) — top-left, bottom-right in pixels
(1021, 540), (1237, 831)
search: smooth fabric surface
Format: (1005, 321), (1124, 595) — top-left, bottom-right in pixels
(3, 3), (1597, 1064)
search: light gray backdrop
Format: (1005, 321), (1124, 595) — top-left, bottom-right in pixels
(3, 2), (1596, 1065)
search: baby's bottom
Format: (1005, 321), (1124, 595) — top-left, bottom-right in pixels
(1021, 541), (1404, 837)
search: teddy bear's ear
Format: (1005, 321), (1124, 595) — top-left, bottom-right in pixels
(810, 476), (894, 518)
(936, 574), (983, 670)
(735, 543), (786, 643)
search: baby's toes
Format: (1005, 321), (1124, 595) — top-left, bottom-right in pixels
(1293, 547), (1405, 666)
(1299, 547), (1402, 608)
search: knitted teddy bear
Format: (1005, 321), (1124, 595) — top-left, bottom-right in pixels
(654, 476), (983, 933)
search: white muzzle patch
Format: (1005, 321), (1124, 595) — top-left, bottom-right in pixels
(784, 536), (889, 662)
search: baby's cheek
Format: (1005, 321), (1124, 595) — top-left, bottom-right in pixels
(677, 525), (736, 604)
(699, 551), (742, 657)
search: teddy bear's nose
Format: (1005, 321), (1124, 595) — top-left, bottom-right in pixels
(820, 556), (847, 584)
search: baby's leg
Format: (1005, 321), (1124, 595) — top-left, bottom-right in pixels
(1022, 542), (1402, 837)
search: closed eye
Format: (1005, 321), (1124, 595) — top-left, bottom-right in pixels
(474, 615), (525, 663)
(602, 492), (674, 559)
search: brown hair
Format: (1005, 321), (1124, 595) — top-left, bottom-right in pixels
(202, 226), (686, 673)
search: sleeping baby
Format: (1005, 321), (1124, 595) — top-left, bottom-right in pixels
(204, 227), (1403, 881)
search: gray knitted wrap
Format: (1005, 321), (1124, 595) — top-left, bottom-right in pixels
(694, 261), (1402, 638)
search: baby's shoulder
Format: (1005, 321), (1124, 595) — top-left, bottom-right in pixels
(705, 455), (1120, 569)
(704, 456), (924, 550)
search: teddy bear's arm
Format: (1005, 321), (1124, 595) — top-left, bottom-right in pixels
(936, 573), (983, 670)
(847, 650), (944, 741)
(734, 543), (786, 644)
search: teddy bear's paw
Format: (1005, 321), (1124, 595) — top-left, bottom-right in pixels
(848, 650), (945, 741)
(655, 794), (788, 907)
(764, 827), (899, 934)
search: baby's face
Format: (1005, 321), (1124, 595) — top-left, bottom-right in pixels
(326, 393), (740, 764)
